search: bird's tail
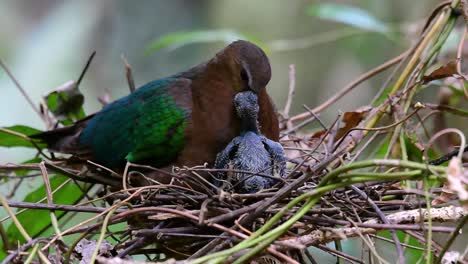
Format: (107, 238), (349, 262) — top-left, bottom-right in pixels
(30, 118), (92, 155)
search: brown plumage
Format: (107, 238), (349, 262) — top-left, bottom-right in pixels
(32, 40), (279, 185)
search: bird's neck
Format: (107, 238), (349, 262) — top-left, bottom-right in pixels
(240, 115), (260, 134)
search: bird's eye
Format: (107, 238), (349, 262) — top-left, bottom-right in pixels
(240, 68), (249, 81)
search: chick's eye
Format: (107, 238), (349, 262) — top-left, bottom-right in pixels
(240, 69), (249, 81)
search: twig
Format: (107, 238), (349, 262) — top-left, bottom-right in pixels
(333, 106), (423, 152)
(2, 201), (127, 214)
(121, 55), (136, 93)
(424, 103), (468, 117)
(116, 237), (147, 258)
(0, 177), (72, 223)
(435, 214), (468, 264)
(0, 57), (43, 121)
(283, 64), (296, 118)
(0, 195), (51, 264)
(316, 244), (364, 264)
(290, 51), (409, 123)
(76, 51), (96, 88)
(350, 185), (405, 264)
(429, 144), (468, 165)
(39, 162), (62, 240)
(1, 238), (46, 264)
(89, 207), (118, 264)
(424, 128), (467, 162)
(278, 206), (465, 249)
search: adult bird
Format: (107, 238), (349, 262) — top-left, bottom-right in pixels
(214, 91), (286, 193)
(31, 40), (279, 185)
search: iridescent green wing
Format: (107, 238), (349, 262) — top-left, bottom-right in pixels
(79, 77), (192, 168)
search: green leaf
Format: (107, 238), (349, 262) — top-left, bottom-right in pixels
(44, 81), (85, 125)
(146, 29), (263, 54)
(0, 125), (45, 148)
(446, 84), (466, 97)
(378, 230), (424, 262)
(5, 174), (83, 246)
(373, 135), (437, 162)
(306, 3), (389, 33)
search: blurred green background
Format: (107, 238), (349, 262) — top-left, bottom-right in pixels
(2, 1), (456, 263)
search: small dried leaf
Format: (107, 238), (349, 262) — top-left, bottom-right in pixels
(310, 130), (327, 139)
(335, 106), (371, 140)
(432, 184), (454, 206)
(422, 61), (458, 84)
(446, 158), (468, 207)
(76, 239), (113, 264)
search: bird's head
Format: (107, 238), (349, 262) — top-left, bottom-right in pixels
(234, 91), (259, 127)
(215, 40), (271, 94)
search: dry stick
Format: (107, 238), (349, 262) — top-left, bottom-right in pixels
(121, 55), (136, 93)
(435, 214), (468, 264)
(349, 217), (391, 264)
(0, 58), (43, 121)
(303, 249), (320, 264)
(280, 115), (316, 137)
(39, 162), (62, 240)
(303, 104), (328, 131)
(333, 106), (423, 152)
(45, 162), (120, 187)
(429, 144), (468, 165)
(302, 217), (454, 232)
(279, 206), (465, 249)
(289, 52), (408, 123)
(280, 103), (325, 141)
(424, 103), (468, 117)
(76, 51), (96, 88)
(89, 207), (118, 264)
(0, 223), (12, 257)
(6, 177), (24, 198)
(192, 168), (287, 183)
(350, 185), (405, 264)
(4, 201), (127, 214)
(0, 178), (72, 224)
(349, 131), (383, 163)
(370, 234), (425, 251)
(456, 26), (467, 75)
(1, 238), (46, 264)
(283, 64), (296, 121)
(424, 128), (467, 162)
(41, 188), (145, 251)
(455, 25), (468, 98)
(112, 207), (297, 264)
(116, 237), (147, 258)
(86, 160), (122, 180)
(316, 244), (364, 264)
(0, 195), (51, 264)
